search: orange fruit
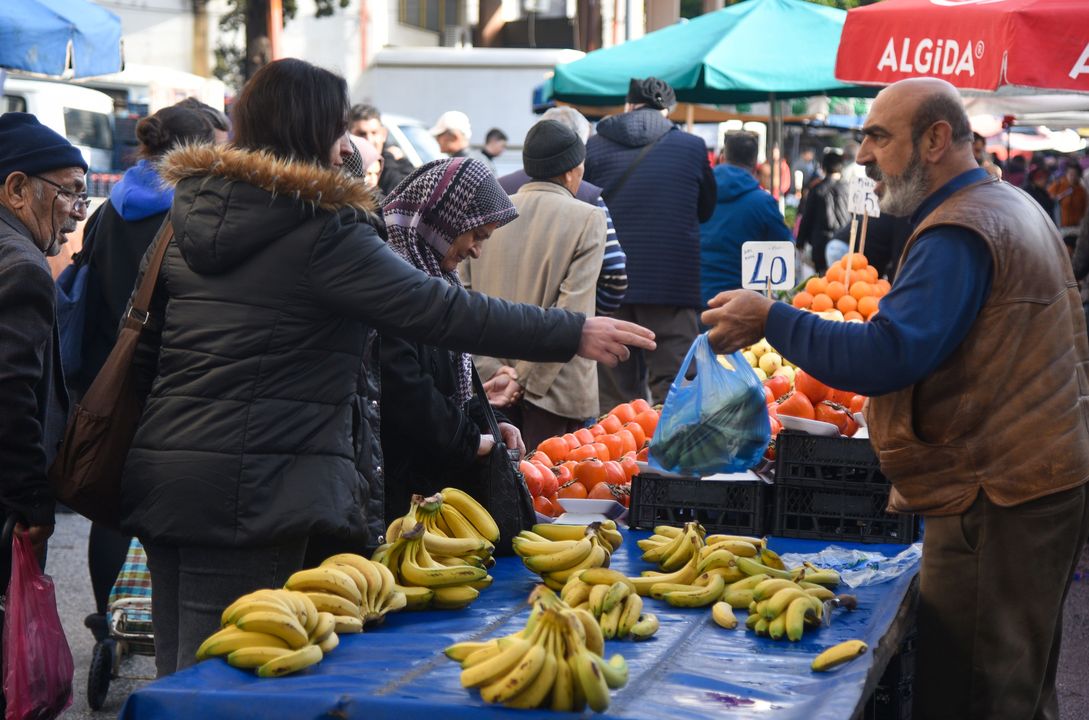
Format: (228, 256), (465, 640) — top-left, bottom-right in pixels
(792, 291), (813, 309)
(874, 279), (891, 297)
(848, 253), (869, 270)
(858, 295), (879, 318)
(837, 295), (858, 314)
(843, 310), (864, 322)
(864, 266), (879, 283)
(810, 293), (834, 312)
(805, 277), (828, 296)
(850, 281), (873, 300)
(826, 281), (846, 301)
(826, 265), (845, 283)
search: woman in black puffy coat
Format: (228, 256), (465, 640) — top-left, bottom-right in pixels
(119, 58), (654, 677)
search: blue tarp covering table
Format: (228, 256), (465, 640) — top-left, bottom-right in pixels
(120, 533), (918, 720)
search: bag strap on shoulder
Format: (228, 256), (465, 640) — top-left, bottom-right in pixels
(602, 132), (665, 203)
(123, 220), (173, 331)
(471, 371), (504, 442)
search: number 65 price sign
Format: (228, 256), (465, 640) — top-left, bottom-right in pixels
(741, 241), (795, 294)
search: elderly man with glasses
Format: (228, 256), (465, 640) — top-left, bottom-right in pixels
(0, 112), (87, 608)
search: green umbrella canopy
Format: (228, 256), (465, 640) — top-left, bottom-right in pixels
(552, 0), (875, 106)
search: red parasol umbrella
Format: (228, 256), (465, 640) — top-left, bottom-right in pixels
(834, 0), (1089, 93)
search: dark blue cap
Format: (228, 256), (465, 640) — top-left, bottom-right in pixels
(0, 112), (89, 183)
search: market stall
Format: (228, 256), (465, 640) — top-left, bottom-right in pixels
(119, 531), (918, 720)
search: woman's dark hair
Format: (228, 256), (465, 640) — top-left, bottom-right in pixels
(176, 97), (231, 133)
(135, 104), (215, 159)
(232, 58), (349, 166)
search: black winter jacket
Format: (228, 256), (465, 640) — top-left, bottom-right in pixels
(585, 109), (716, 308)
(120, 145), (583, 549)
(798, 175), (850, 272)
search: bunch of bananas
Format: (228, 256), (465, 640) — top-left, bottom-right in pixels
(197, 589), (334, 677)
(445, 586), (628, 713)
(284, 554), (406, 630)
(638, 524), (772, 569)
(559, 568), (659, 640)
(511, 521), (623, 591)
(373, 489), (498, 610)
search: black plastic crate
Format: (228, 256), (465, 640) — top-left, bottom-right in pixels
(866, 680), (913, 720)
(628, 471), (768, 535)
(773, 431), (917, 544)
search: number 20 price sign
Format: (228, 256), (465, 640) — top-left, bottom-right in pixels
(741, 241), (795, 293)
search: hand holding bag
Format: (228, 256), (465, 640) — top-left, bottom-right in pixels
(47, 221), (173, 530)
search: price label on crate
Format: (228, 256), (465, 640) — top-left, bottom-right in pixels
(741, 241), (795, 291)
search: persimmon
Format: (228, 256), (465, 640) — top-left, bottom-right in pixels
(533, 495), (555, 516)
(537, 465), (558, 497)
(764, 386), (775, 404)
(849, 394), (866, 414)
(588, 482), (616, 501)
(603, 460), (626, 486)
(558, 480), (588, 499)
(525, 450), (553, 468)
(630, 398), (652, 414)
(608, 403), (638, 424)
(619, 456), (640, 482)
(599, 414), (623, 434)
(568, 444), (600, 462)
(623, 421), (647, 449)
(588, 423), (607, 436)
(776, 391), (815, 420)
(633, 409), (659, 437)
(814, 401), (853, 434)
(561, 433), (581, 450)
(597, 434), (624, 461)
(764, 374), (791, 400)
(636, 446), (650, 462)
(827, 387), (855, 406)
(792, 291), (813, 309)
(574, 459), (608, 492)
(810, 293), (834, 312)
(519, 460), (545, 496)
(551, 462), (574, 487)
(536, 437), (569, 464)
(794, 369), (829, 403)
(573, 427), (595, 445)
(615, 428), (639, 455)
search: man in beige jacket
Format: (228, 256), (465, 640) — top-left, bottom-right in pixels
(462, 120), (607, 448)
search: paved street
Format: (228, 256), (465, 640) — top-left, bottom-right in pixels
(44, 513), (1089, 719)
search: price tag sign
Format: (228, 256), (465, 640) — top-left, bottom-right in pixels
(741, 241), (795, 291)
(847, 176), (880, 217)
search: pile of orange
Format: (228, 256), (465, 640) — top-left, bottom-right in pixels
(790, 253), (890, 321)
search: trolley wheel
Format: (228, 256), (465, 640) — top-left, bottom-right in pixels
(87, 638), (115, 711)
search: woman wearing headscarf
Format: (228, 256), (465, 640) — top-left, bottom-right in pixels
(118, 58), (654, 677)
(379, 158), (526, 519)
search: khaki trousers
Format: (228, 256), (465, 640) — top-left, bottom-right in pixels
(915, 483), (1089, 720)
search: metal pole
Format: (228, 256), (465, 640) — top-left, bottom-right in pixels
(268, 0), (283, 60)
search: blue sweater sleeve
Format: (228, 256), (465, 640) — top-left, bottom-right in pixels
(765, 199), (795, 245)
(765, 226), (993, 396)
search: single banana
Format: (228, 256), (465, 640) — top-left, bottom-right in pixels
(545, 542), (608, 585)
(227, 645), (293, 669)
(617, 593), (643, 638)
(460, 637), (533, 688)
(385, 515), (408, 542)
(440, 503), (489, 544)
(549, 643), (576, 712)
(707, 539), (760, 558)
(256, 644), (323, 677)
(322, 563), (369, 608)
(431, 584), (480, 609)
(317, 631), (340, 653)
(628, 612), (659, 640)
(700, 566), (745, 584)
(532, 523), (589, 542)
(600, 581), (631, 615)
(804, 586), (836, 601)
(561, 579), (592, 607)
(786, 596), (816, 642)
(441, 487), (501, 542)
(649, 582), (699, 600)
(753, 578), (800, 601)
(759, 547), (787, 571)
(235, 611), (310, 649)
(737, 556), (797, 580)
(513, 537), (580, 556)
(504, 646), (558, 709)
(572, 608), (604, 656)
(333, 615), (364, 634)
(593, 653), (629, 690)
(480, 643), (547, 704)
(292, 592), (320, 635)
(799, 567), (841, 586)
(660, 527), (700, 571)
(641, 529), (686, 565)
(598, 526), (624, 552)
(308, 611), (336, 644)
(577, 568), (637, 594)
(765, 588), (809, 619)
(662, 573), (725, 608)
(522, 537), (593, 574)
(722, 588), (755, 609)
(768, 613), (787, 640)
(636, 536), (670, 552)
(726, 573), (770, 592)
(587, 583), (610, 617)
(378, 588), (407, 614)
(224, 600), (296, 627)
(711, 601), (738, 629)
(697, 548), (738, 574)
(753, 617), (770, 636)
(599, 602), (623, 640)
(196, 628), (289, 660)
(373, 562), (397, 607)
(462, 642), (505, 668)
(573, 649), (610, 713)
(305, 592), (360, 619)
(745, 612), (761, 631)
(468, 575), (493, 592)
(811, 639), (868, 672)
(706, 533), (765, 548)
(653, 525), (684, 538)
(424, 529), (489, 558)
(445, 639), (498, 663)
(285, 567), (362, 607)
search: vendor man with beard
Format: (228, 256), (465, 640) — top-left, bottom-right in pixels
(0, 113), (87, 568)
(700, 78), (1089, 720)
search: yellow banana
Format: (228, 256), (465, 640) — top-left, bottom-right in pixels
(786, 596), (816, 642)
(522, 537), (593, 574)
(480, 643), (547, 704)
(726, 573), (770, 592)
(706, 533), (765, 548)
(531, 523), (589, 542)
(401, 540), (488, 587)
(196, 628), (289, 660)
(292, 592), (319, 635)
(577, 568), (636, 593)
(333, 615), (364, 634)
(440, 503), (490, 543)
(224, 600), (296, 627)
(662, 573), (725, 608)
(759, 547), (787, 570)
(629, 536), (701, 595)
(641, 530), (686, 565)
(431, 584), (480, 609)
(599, 602), (623, 640)
(373, 562), (397, 607)
(445, 639), (498, 663)
(573, 608), (604, 656)
(256, 643), (323, 677)
(305, 592), (360, 619)
(309, 611), (336, 644)
(321, 563), (369, 607)
(711, 601), (738, 629)
(588, 583), (609, 617)
(513, 537), (580, 556)
(700, 566), (745, 584)
(811, 639), (868, 672)
(745, 612), (761, 631)
(799, 567), (841, 586)
(424, 529), (489, 557)
(805, 586), (836, 601)
(737, 556), (797, 580)
(653, 525), (683, 538)
(317, 631), (340, 653)
(593, 653), (629, 690)
(545, 542), (608, 584)
(561, 579), (592, 607)
(617, 593), (643, 638)
(753, 578), (800, 601)
(460, 637), (533, 688)
(441, 487), (500, 542)
(598, 526), (624, 552)
(707, 539), (760, 558)
(378, 588), (407, 614)
(637, 536), (670, 552)
(573, 649), (610, 713)
(385, 516), (408, 542)
(235, 611), (309, 649)
(768, 613), (787, 640)
(649, 582), (699, 600)
(463, 642), (505, 668)
(285, 567), (362, 607)
(628, 612), (659, 640)
(226, 645), (293, 669)
(660, 527), (701, 571)
(600, 581), (631, 615)
(697, 548), (738, 574)
(504, 646), (558, 709)
(765, 588), (809, 619)
(549, 643), (576, 712)
(722, 588), (755, 609)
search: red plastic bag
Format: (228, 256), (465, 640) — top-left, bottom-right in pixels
(3, 532), (73, 720)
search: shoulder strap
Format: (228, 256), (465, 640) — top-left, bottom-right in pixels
(122, 220), (173, 331)
(471, 371), (504, 441)
(72, 202), (106, 267)
(602, 133), (665, 203)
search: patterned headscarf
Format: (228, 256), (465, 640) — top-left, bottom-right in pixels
(382, 157), (519, 408)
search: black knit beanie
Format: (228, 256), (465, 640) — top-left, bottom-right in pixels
(626, 77), (676, 110)
(523, 120), (585, 180)
(0, 113), (88, 183)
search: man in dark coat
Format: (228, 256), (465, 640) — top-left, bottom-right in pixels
(585, 77), (717, 407)
(0, 111), (87, 710)
(350, 103), (415, 195)
(797, 150), (851, 273)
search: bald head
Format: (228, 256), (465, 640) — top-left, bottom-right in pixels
(878, 78), (973, 147)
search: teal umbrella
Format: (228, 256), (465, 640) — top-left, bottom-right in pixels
(552, 0), (874, 106)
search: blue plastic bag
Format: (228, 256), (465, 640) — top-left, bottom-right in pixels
(649, 333), (770, 476)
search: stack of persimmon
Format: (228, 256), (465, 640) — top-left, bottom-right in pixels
(761, 369), (867, 460)
(790, 253), (890, 322)
(521, 400), (660, 518)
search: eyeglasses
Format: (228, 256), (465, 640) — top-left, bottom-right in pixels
(32, 175), (89, 210)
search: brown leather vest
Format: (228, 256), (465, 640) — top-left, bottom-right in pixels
(867, 176), (1089, 516)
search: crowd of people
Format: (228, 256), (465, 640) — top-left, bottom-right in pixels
(1, 58), (1087, 720)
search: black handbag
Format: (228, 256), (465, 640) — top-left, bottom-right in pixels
(463, 372), (536, 556)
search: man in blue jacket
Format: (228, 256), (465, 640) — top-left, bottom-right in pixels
(700, 131), (793, 306)
(586, 77), (716, 407)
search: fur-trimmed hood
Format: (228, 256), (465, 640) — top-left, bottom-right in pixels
(159, 143), (381, 275)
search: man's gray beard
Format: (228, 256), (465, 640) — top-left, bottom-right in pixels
(879, 150), (930, 217)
